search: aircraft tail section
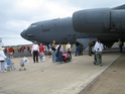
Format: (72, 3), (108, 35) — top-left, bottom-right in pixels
(112, 4), (125, 9)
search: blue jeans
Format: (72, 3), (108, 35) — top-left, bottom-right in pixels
(75, 47), (79, 56)
(0, 62), (6, 72)
(52, 51), (56, 62)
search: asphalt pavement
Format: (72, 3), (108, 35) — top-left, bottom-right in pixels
(0, 50), (121, 94)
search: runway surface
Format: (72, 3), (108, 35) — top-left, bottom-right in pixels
(79, 53), (125, 94)
(0, 51), (123, 94)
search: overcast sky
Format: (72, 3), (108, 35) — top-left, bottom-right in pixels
(0, 0), (125, 46)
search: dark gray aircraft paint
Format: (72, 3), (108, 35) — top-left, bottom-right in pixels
(21, 17), (94, 49)
(21, 4), (125, 48)
(73, 5), (125, 42)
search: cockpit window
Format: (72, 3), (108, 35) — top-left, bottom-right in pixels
(28, 24), (37, 28)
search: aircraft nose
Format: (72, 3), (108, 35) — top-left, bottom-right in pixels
(21, 29), (35, 41)
(21, 30), (26, 39)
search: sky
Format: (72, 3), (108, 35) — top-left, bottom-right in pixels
(0, 0), (125, 46)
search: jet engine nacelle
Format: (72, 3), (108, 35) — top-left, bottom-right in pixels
(72, 8), (125, 33)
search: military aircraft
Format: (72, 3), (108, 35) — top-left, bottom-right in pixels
(21, 17), (96, 49)
(21, 4), (125, 48)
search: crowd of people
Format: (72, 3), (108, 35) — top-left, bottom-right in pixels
(0, 40), (83, 73)
(31, 40), (73, 63)
(0, 39), (124, 73)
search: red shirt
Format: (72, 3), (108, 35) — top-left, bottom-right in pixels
(39, 45), (44, 52)
(9, 47), (14, 53)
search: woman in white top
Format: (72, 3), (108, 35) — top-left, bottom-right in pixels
(0, 46), (7, 72)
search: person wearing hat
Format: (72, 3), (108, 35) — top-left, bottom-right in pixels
(0, 46), (7, 72)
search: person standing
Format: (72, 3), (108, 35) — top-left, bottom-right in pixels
(39, 43), (45, 61)
(93, 39), (104, 66)
(47, 43), (52, 58)
(56, 43), (64, 62)
(0, 46), (7, 73)
(88, 41), (95, 56)
(31, 41), (39, 63)
(51, 40), (57, 62)
(8, 46), (14, 58)
(65, 41), (72, 61)
(75, 41), (80, 56)
(118, 39), (124, 53)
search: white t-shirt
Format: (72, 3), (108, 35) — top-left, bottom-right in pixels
(93, 42), (103, 52)
(31, 44), (39, 53)
(66, 43), (71, 51)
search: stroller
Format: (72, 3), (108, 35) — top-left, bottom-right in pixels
(5, 57), (16, 71)
(19, 57), (29, 71)
(62, 53), (71, 63)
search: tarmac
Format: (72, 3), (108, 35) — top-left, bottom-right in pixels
(0, 49), (124, 94)
(79, 52), (125, 94)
